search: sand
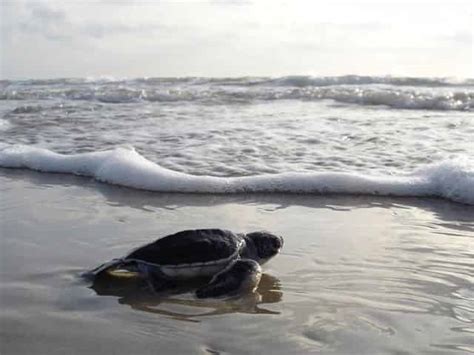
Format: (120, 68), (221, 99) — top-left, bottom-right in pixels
(1, 169), (473, 355)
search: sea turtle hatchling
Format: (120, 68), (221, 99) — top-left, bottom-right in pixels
(84, 229), (283, 298)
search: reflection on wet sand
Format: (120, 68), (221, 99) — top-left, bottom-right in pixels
(90, 273), (282, 322)
(2, 169), (473, 354)
(2, 168), (473, 231)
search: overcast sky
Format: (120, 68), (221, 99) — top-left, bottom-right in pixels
(1, 0), (472, 79)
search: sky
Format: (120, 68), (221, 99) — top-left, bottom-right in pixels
(1, 0), (473, 79)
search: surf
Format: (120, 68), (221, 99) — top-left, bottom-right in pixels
(1, 144), (472, 205)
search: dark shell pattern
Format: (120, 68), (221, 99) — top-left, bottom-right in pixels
(126, 229), (244, 266)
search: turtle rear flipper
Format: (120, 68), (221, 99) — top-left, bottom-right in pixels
(81, 258), (135, 280)
(195, 259), (262, 299)
(140, 263), (179, 293)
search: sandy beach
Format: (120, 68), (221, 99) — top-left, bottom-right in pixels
(1, 168), (472, 354)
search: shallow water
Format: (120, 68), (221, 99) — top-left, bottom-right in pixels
(1, 170), (473, 355)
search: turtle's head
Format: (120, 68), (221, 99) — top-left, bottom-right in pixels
(244, 231), (283, 264)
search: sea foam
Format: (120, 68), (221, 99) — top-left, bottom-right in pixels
(1, 145), (473, 205)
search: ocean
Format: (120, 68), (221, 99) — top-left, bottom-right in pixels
(0, 76), (473, 354)
(0, 75), (473, 204)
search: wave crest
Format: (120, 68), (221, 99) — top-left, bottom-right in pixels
(3, 75), (473, 87)
(1, 145), (472, 205)
(2, 85), (473, 111)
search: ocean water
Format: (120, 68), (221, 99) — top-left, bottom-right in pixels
(1, 76), (474, 355)
(0, 76), (473, 203)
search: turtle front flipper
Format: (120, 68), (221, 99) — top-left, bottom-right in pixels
(195, 259), (262, 299)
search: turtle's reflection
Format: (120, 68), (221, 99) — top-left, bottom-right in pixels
(90, 273), (282, 321)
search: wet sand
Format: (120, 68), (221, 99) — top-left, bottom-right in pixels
(1, 169), (473, 355)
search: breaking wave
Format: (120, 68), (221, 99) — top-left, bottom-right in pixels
(2, 75), (473, 111)
(264, 75), (474, 88)
(1, 145), (473, 205)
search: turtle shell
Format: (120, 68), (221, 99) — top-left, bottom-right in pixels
(124, 229), (244, 278)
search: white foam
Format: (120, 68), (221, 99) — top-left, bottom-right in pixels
(0, 119), (11, 131)
(1, 145), (473, 205)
